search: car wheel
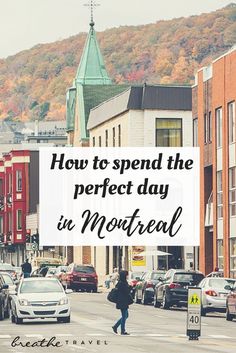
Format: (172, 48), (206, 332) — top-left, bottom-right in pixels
(135, 291), (141, 304)
(154, 295), (161, 308)
(15, 316), (23, 324)
(201, 306), (207, 316)
(226, 307), (234, 321)
(57, 316), (70, 323)
(162, 293), (170, 309)
(141, 292), (148, 305)
(11, 311), (15, 323)
(0, 304), (4, 321)
(4, 304), (10, 319)
(92, 287), (98, 293)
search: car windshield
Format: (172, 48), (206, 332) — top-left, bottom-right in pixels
(151, 272), (165, 280)
(209, 278), (236, 289)
(74, 266), (95, 273)
(131, 272), (143, 279)
(0, 264), (13, 271)
(1, 274), (13, 285)
(20, 280), (63, 293)
(174, 273), (204, 283)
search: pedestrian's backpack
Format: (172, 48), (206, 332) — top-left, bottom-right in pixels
(107, 288), (118, 303)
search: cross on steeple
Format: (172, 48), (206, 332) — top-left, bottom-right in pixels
(84, 0), (100, 27)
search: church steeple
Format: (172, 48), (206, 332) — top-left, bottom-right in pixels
(76, 1), (112, 85)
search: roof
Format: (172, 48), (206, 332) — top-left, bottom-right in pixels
(77, 84), (129, 138)
(88, 85), (192, 130)
(76, 24), (112, 85)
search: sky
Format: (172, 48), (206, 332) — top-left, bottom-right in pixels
(0, 0), (234, 59)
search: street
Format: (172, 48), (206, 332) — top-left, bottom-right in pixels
(0, 292), (236, 353)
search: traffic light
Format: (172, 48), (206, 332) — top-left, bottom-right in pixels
(26, 229), (31, 243)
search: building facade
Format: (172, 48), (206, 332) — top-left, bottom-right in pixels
(88, 84), (195, 276)
(193, 46), (236, 277)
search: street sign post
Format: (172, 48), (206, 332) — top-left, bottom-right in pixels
(186, 287), (201, 340)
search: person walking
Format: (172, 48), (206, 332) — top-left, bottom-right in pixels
(112, 270), (133, 335)
(21, 259), (32, 278)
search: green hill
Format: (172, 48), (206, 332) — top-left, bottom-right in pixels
(0, 4), (235, 121)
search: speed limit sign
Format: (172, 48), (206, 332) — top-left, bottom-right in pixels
(186, 287), (201, 340)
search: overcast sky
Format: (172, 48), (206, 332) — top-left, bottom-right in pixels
(0, 0), (233, 59)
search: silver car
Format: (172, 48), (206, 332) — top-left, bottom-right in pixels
(199, 277), (236, 316)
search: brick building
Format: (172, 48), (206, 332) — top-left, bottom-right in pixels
(193, 46), (236, 277)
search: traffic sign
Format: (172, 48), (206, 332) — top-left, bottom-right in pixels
(186, 287), (201, 340)
(26, 243), (39, 251)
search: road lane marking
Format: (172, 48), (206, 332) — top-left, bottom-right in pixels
(208, 335), (231, 339)
(0, 335), (11, 339)
(86, 333), (106, 336)
(25, 334), (44, 338)
(56, 334), (74, 337)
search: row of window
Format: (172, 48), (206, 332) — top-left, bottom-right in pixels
(217, 167), (236, 219)
(93, 125), (122, 147)
(0, 210), (22, 234)
(0, 170), (23, 196)
(92, 119), (183, 148)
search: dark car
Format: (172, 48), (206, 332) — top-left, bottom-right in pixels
(154, 269), (204, 309)
(135, 270), (166, 305)
(62, 264), (98, 292)
(226, 281), (236, 321)
(0, 273), (11, 320)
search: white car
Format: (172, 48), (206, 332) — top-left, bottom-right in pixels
(11, 277), (71, 324)
(199, 277), (236, 316)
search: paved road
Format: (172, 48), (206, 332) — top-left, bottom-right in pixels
(0, 292), (236, 353)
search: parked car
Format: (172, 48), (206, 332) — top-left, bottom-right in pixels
(135, 270), (166, 305)
(154, 269), (204, 309)
(0, 263), (15, 278)
(199, 277), (235, 316)
(54, 266), (68, 283)
(45, 267), (58, 278)
(206, 270), (224, 278)
(62, 264), (98, 292)
(128, 271), (144, 299)
(10, 277), (71, 324)
(0, 272), (12, 320)
(225, 281), (236, 321)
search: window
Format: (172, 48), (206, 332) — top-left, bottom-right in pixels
(217, 171), (223, 219)
(0, 179), (3, 196)
(105, 130), (108, 147)
(229, 102), (235, 144)
(156, 119), (182, 147)
(118, 125), (121, 147)
(218, 239), (224, 270)
(92, 137), (95, 147)
(216, 107), (222, 148)
(99, 136), (102, 147)
(229, 167), (236, 217)
(193, 118), (198, 147)
(113, 127), (115, 147)
(208, 112), (212, 142)
(17, 209), (22, 231)
(204, 114), (208, 143)
(230, 238), (236, 278)
(16, 170), (22, 192)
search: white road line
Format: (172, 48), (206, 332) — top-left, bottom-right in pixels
(154, 315), (166, 318)
(144, 334), (170, 337)
(86, 333), (106, 336)
(0, 335), (11, 339)
(25, 334), (44, 338)
(208, 335), (231, 339)
(56, 334), (74, 337)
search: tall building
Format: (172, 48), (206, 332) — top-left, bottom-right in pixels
(192, 46), (236, 277)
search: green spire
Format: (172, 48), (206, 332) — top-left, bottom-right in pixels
(76, 23), (112, 85)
